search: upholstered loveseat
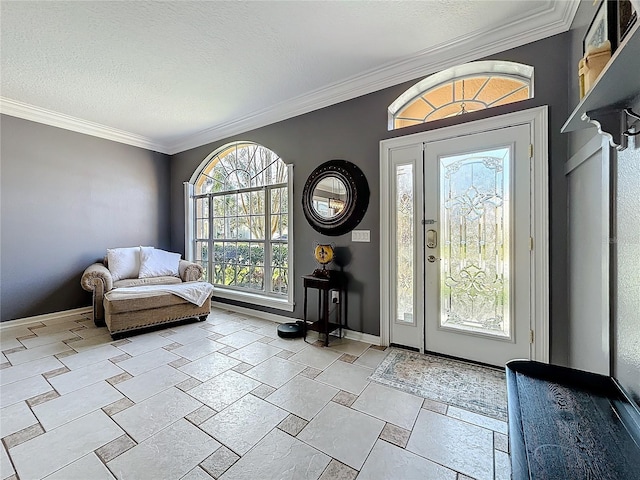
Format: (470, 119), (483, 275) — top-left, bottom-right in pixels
(81, 246), (211, 335)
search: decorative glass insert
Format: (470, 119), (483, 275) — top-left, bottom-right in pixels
(396, 164), (415, 324)
(193, 142), (290, 298)
(439, 147), (511, 337)
(389, 61), (533, 130)
(195, 142), (287, 195)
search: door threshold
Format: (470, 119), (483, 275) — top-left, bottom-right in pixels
(423, 350), (506, 371)
(390, 343), (420, 352)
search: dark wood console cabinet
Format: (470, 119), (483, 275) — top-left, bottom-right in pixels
(302, 272), (347, 346)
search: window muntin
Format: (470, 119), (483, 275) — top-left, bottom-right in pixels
(192, 142), (292, 307)
(195, 142), (286, 194)
(389, 61), (533, 130)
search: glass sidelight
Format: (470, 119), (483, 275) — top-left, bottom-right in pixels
(396, 163), (415, 325)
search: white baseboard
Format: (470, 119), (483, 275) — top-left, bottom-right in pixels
(2, 303), (382, 345)
(211, 301), (381, 345)
(0, 307), (92, 330)
(340, 330), (381, 345)
(211, 302), (293, 324)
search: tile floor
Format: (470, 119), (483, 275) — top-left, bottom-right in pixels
(0, 308), (511, 480)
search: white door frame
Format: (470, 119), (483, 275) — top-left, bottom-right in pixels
(379, 106), (549, 363)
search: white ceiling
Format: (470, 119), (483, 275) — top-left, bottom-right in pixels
(0, 1), (578, 154)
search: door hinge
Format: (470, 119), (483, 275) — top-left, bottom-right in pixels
(529, 237), (534, 250)
(529, 330), (534, 344)
(529, 144), (534, 158)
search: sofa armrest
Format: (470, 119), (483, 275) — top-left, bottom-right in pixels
(81, 263), (113, 292)
(179, 260), (204, 282)
(81, 263), (113, 323)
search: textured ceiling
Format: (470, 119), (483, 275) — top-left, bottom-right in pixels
(0, 1), (578, 153)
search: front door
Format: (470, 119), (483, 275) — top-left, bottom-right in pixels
(424, 124), (532, 366)
(383, 108), (548, 365)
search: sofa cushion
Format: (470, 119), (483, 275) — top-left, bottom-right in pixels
(107, 247), (145, 281)
(139, 247), (181, 278)
(113, 276), (182, 289)
(104, 289), (198, 314)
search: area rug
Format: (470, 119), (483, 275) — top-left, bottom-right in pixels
(369, 349), (508, 421)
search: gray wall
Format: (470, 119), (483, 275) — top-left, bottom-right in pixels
(171, 32), (571, 363)
(0, 115), (171, 321)
(170, 94), (384, 335)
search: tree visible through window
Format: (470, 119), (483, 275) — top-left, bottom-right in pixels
(192, 142), (291, 303)
(389, 61), (533, 130)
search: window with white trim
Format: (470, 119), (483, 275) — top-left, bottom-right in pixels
(187, 142), (293, 311)
(389, 61), (534, 130)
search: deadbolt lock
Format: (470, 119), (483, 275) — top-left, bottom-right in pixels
(426, 229), (437, 248)
(427, 255), (436, 263)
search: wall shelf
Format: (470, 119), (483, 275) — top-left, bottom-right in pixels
(562, 21), (640, 149)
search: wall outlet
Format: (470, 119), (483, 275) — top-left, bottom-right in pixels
(331, 290), (340, 303)
(352, 230), (370, 242)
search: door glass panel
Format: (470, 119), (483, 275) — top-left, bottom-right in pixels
(439, 147), (511, 337)
(396, 164), (415, 324)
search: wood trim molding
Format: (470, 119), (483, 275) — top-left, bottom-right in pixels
(170, 2), (577, 154)
(565, 133), (605, 174)
(211, 301), (381, 345)
(0, 1), (578, 156)
(0, 97), (170, 153)
(379, 105), (550, 362)
(2, 303), (381, 346)
(0, 307), (92, 330)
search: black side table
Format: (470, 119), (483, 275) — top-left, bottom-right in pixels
(302, 272), (347, 346)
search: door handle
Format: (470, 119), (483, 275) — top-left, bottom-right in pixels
(426, 229), (437, 249)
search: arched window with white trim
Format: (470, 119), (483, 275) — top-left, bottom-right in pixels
(185, 141), (294, 311)
(389, 61), (534, 130)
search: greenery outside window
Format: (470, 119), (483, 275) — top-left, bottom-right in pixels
(187, 142), (293, 311)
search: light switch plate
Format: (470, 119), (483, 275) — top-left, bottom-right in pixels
(352, 230), (370, 242)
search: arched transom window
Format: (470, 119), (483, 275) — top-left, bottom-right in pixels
(188, 142), (293, 310)
(389, 61), (533, 130)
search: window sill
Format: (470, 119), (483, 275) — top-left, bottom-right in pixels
(212, 287), (294, 312)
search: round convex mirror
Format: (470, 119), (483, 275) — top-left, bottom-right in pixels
(302, 160), (369, 236)
(312, 175), (348, 220)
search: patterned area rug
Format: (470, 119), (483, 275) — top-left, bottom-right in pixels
(369, 349), (508, 421)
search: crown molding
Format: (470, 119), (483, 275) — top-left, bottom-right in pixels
(168, 0), (579, 154)
(1, 1), (579, 156)
(0, 97), (171, 154)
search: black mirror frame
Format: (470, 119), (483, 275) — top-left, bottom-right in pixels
(302, 160), (369, 236)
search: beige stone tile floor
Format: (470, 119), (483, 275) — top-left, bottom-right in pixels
(0, 308), (511, 480)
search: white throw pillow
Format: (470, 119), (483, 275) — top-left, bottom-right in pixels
(107, 247), (146, 281)
(139, 247), (181, 278)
